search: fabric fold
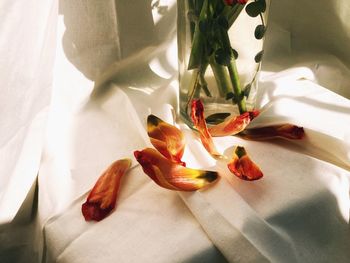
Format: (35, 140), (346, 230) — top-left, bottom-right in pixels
(31, 2), (350, 262)
(253, 78), (350, 171)
(179, 189), (271, 263)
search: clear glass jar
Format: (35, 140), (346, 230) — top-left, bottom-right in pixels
(178, 0), (270, 126)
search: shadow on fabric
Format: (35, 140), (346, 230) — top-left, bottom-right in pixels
(266, 190), (350, 262)
(59, 0), (177, 97)
(263, 0), (350, 99)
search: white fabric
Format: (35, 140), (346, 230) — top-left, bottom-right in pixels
(264, 0), (350, 99)
(1, 0), (350, 262)
(0, 0), (56, 224)
(0, 0), (56, 262)
(179, 77), (350, 262)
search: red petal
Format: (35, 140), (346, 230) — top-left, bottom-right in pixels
(147, 115), (186, 166)
(134, 148), (219, 191)
(227, 146), (263, 181)
(208, 110), (259, 137)
(82, 159), (131, 221)
(240, 124), (305, 140)
(190, 99), (221, 157)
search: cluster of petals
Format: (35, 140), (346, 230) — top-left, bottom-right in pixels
(190, 99), (304, 181)
(82, 99), (305, 221)
(134, 114), (219, 191)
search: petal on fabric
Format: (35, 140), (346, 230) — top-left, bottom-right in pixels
(239, 124), (305, 140)
(191, 99), (222, 157)
(134, 148), (219, 191)
(82, 158), (132, 221)
(208, 110), (260, 137)
(227, 146), (263, 181)
(147, 114), (186, 166)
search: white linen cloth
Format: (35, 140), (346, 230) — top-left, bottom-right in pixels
(1, 0), (350, 262)
(0, 0), (56, 261)
(0, 0), (56, 224)
(40, 74), (350, 263)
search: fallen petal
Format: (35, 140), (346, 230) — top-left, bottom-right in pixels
(240, 124), (305, 140)
(147, 114), (186, 166)
(134, 148), (219, 191)
(227, 146), (263, 181)
(82, 158), (132, 221)
(205, 112), (231, 125)
(208, 110), (259, 137)
(191, 99), (221, 157)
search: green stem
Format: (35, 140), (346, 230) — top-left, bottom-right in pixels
(227, 59), (246, 113)
(186, 68), (200, 98)
(187, 0), (196, 39)
(187, 0), (208, 70)
(219, 28), (247, 113)
(198, 63), (212, 97)
(185, 1), (248, 114)
(209, 56), (232, 97)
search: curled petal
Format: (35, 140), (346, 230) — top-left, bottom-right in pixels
(240, 124), (305, 140)
(191, 99), (221, 157)
(82, 159), (131, 221)
(147, 114), (186, 166)
(228, 146), (263, 181)
(208, 110), (260, 137)
(134, 148), (219, 191)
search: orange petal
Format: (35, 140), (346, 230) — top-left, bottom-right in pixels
(240, 124), (305, 140)
(208, 110), (260, 137)
(82, 159), (131, 221)
(147, 114), (186, 166)
(134, 148), (219, 191)
(227, 146), (263, 181)
(190, 99), (221, 157)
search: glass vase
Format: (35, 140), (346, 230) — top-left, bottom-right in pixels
(178, 0), (270, 126)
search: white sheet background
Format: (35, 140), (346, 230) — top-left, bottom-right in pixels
(1, 0), (350, 262)
(0, 0), (56, 261)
